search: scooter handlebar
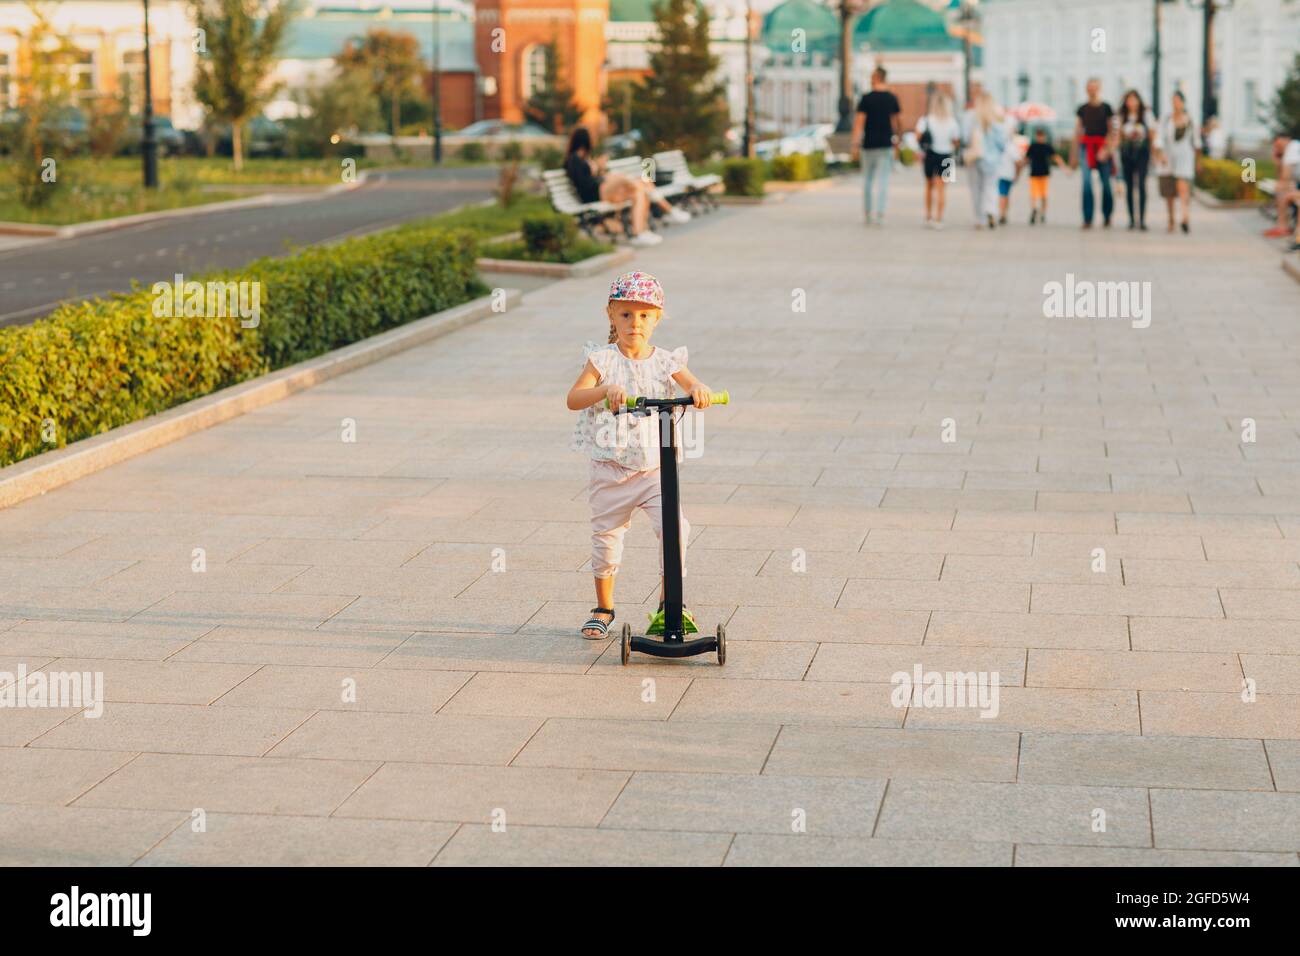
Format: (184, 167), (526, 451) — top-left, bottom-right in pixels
(606, 391), (729, 411)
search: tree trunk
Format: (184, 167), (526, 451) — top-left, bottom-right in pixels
(232, 121), (244, 172)
(391, 92), (399, 143)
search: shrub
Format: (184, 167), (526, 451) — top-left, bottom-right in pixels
(521, 212), (578, 259)
(769, 154), (810, 181)
(722, 157), (765, 196)
(499, 140), (524, 162)
(0, 226), (485, 466)
(533, 145), (563, 169)
(1195, 157), (1261, 202)
(458, 141), (487, 162)
(481, 236), (609, 264)
(808, 150), (827, 179)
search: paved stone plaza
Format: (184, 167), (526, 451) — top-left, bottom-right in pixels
(2, 174), (1299, 866)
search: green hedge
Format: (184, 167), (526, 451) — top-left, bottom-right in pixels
(723, 157), (766, 196)
(768, 151), (829, 182)
(0, 226), (485, 467)
(1195, 157), (1261, 202)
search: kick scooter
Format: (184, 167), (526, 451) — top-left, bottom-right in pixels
(607, 390), (730, 665)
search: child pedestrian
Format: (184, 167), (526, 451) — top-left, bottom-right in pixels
(1025, 126), (1067, 225)
(567, 272), (714, 639)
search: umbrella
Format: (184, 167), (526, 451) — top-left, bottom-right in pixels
(1009, 102), (1058, 122)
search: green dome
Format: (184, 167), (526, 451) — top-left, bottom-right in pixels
(609, 0), (705, 23)
(853, 0), (961, 51)
(762, 0), (840, 57)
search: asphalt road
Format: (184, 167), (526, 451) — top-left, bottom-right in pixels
(0, 165), (499, 327)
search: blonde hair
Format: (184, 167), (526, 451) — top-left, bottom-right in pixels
(930, 92), (953, 122)
(974, 91), (1003, 132)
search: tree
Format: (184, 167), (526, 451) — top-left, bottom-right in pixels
(293, 69), (381, 154)
(523, 39), (581, 134)
(336, 29), (423, 142)
(189, 0), (299, 171)
(10, 3), (79, 207)
(632, 0), (728, 159)
(1270, 52), (1300, 138)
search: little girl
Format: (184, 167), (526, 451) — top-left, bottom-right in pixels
(567, 271), (713, 639)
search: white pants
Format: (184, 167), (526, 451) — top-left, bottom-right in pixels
(968, 165), (998, 220)
(588, 459), (689, 579)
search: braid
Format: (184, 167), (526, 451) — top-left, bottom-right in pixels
(608, 321), (617, 344)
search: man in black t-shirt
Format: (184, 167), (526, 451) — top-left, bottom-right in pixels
(1073, 78), (1116, 228)
(851, 67), (902, 225)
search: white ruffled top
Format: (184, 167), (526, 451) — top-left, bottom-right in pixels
(572, 342), (688, 471)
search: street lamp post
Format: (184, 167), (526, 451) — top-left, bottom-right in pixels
(1152, 0), (1162, 117)
(834, 0), (854, 133)
(743, 0), (756, 157)
(432, 2), (443, 164)
(958, 1), (977, 109)
(141, 0), (158, 189)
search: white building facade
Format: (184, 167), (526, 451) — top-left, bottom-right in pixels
(979, 0), (1300, 147)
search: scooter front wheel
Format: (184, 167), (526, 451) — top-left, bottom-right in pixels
(620, 622), (632, 665)
(716, 623), (726, 666)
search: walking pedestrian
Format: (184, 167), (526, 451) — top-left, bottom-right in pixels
(1025, 125), (1067, 224)
(916, 91), (961, 229)
(1073, 78), (1116, 229)
(961, 92), (1009, 230)
(1117, 89), (1154, 231)
(851, 66), (902, 226)
(1154, 91), (1200, 234)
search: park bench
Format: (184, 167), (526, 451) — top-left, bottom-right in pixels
(652, 149), (721, 212)
(607, 155), (690, 209)
(541, 168), (630, 241)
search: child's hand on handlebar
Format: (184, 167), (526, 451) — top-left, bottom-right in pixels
(605, 384), (627, 410)
(690, 385), (713, 409)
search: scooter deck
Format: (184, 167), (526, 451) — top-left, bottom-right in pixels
(628, 634), (718, 658)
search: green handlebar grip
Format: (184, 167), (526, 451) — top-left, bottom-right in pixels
(605, 391), (730, 409)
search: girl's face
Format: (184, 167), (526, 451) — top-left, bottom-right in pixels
(607, 300), (661, 350)
(1124, 94), (1139, 115)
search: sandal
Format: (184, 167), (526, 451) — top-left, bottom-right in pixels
(646, 601), (698, 636)
(581, 607), (615, 640)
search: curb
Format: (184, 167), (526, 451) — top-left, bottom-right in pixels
(716, 192), (787, 205)
(764, 178), (835, 193)
(476, 246), (633, 278)
(0, 172), (370, 241)
(0, 288), (521, 510)
(1192, 187), (1261, 210)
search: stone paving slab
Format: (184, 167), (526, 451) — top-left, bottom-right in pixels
(3, 174), (1300, 864)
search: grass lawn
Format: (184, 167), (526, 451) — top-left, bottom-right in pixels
(399, 193), (552, 239)
(0, 155), (496, 225)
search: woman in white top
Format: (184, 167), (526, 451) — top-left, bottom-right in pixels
(916, 92), (962, 228)
(1155, 91), (1201, 233)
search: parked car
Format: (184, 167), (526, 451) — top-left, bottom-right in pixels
(755, 123), (844, 162)
(121, 115), (187, 157)
(0, 106), (90, 153)
(211, 116), (287, 158)
(602, 129), (642, 158)
(454, 120), (551, 138)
